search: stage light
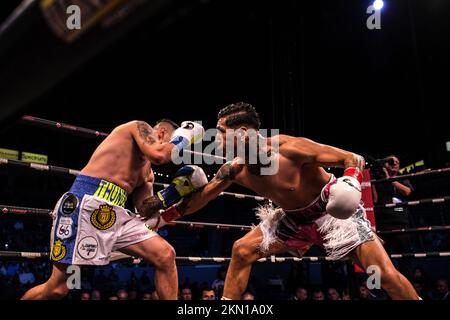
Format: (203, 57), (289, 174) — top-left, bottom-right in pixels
(373, 0), (384, 10)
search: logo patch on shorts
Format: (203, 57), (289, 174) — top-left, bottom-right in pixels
(90, 204), (116, 230)
(56, 217), (73, 240)
(51, 239), (67, 261)
(61, 194), (79, 215)
(77, 236), (98, 260)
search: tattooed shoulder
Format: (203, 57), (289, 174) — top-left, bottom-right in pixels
(136, 121), (156, 145)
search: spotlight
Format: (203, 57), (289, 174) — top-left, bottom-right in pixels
(373, 0), (384, 10)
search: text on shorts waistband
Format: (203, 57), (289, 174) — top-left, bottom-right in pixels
(93, 180), (128, 207)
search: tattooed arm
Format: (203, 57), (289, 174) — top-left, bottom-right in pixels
(131, 120), (175, 165)
(174, 159), (243, 216)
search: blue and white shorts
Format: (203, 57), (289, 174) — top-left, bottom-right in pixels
(50, 175), (156, 265)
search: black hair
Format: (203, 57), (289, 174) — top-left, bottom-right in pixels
(384, 155), (399, 166)
(155, 119), (179, 129)
(217, 102), (261, 129)
(180, 285), (192, 291)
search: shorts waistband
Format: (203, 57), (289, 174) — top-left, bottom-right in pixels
(70, 175), (128, 207)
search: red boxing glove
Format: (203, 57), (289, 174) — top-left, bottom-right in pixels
(161, 205), (183, 224)
(145, 205), (183, 231)
(342, 167), (363, 184)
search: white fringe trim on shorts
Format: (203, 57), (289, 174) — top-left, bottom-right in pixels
(256, 203), (374, 259)
(317, 206), (374, 260)
(255, 204), (284, 252)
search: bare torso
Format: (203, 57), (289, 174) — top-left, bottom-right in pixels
(80, 122), (153, 194)
(233, 137), (331, 210)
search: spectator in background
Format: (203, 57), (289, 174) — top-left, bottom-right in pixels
(201, 288), (216, 300)
(127, 272), (139, 292)
(372, 155), (414, 277)
(93, 269), (107, 289)
(81, 275), (92, 292)
(357, 283), (376, 301)
(142, 292), (153, 300)
(412, 282), (429, 300)
(105, 269), (119, 293)
(108, 269), (119, 283)
(151, 289), (159, 300)
(312, 289), (325, 301)
(411, 267), (430, 290)
(91, 289), (101, 300)
(128, 290), (138, 300)
(0, 262), (7, 276)
(211, 266), (227, 298)
(14, 221), (24, 231)
(18, 266), (35, 285)
(432, 279), (449, 300)
(140, 270), (151, 291)
(241, 291), (255, 300)
(327, 288), (341, 300)
(117, 289), (128, 300)
(80, 292), (90, 300)
(293, 287), (308, 301)
(341, 288), (351, 300)
(180, 286), (193, 301)
(108, 295), (119, 300)
(6, 262), (18, 278)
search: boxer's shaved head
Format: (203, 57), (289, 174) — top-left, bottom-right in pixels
(155, 119), (179, 130)
(217, 102), (261, 130)
(155, 118), (179, 143)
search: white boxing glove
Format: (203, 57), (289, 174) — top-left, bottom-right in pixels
(169, 121), (205, 152)
(321, 167), (363, 219)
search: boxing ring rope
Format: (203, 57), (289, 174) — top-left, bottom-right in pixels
(1, 251), (449, 263)
(1, 205), (52, 216)
(20, 116), (109, 138)
(1, 204), (449, 236)
(19, 115), (450, 184)
(374, 195), (450, 208)
(0, 158), (81, 176)
(0, 158), (265, 202)
(370, 167), (450, 184)
(153, 182), (265, 201)
(20, 115), (226, 161)
(0, 251), (48, 259)
(377, 226), (450, 235)
(171, 220), (252, 231)
(2, 157), (449, 204)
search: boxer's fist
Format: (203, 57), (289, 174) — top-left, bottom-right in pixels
(157, 165), (208, 208)
(321, 168), (362, 219)
(170, 121), (205, 152)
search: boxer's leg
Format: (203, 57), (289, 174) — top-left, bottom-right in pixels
(119, 235), (177, 300)
(21, 263), (69, 300)
(348, 237), (419, 300)
(222, 226), (288, 300)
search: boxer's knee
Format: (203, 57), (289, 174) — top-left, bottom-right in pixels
(45, 282), (69, 299)
(151, 244), (176, 270)
(380, 266), (403, 292)
(232, 238), (258, 264)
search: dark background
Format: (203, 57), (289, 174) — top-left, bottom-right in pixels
(0, 0), (449, 168)
(0, 0), (449, 300)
